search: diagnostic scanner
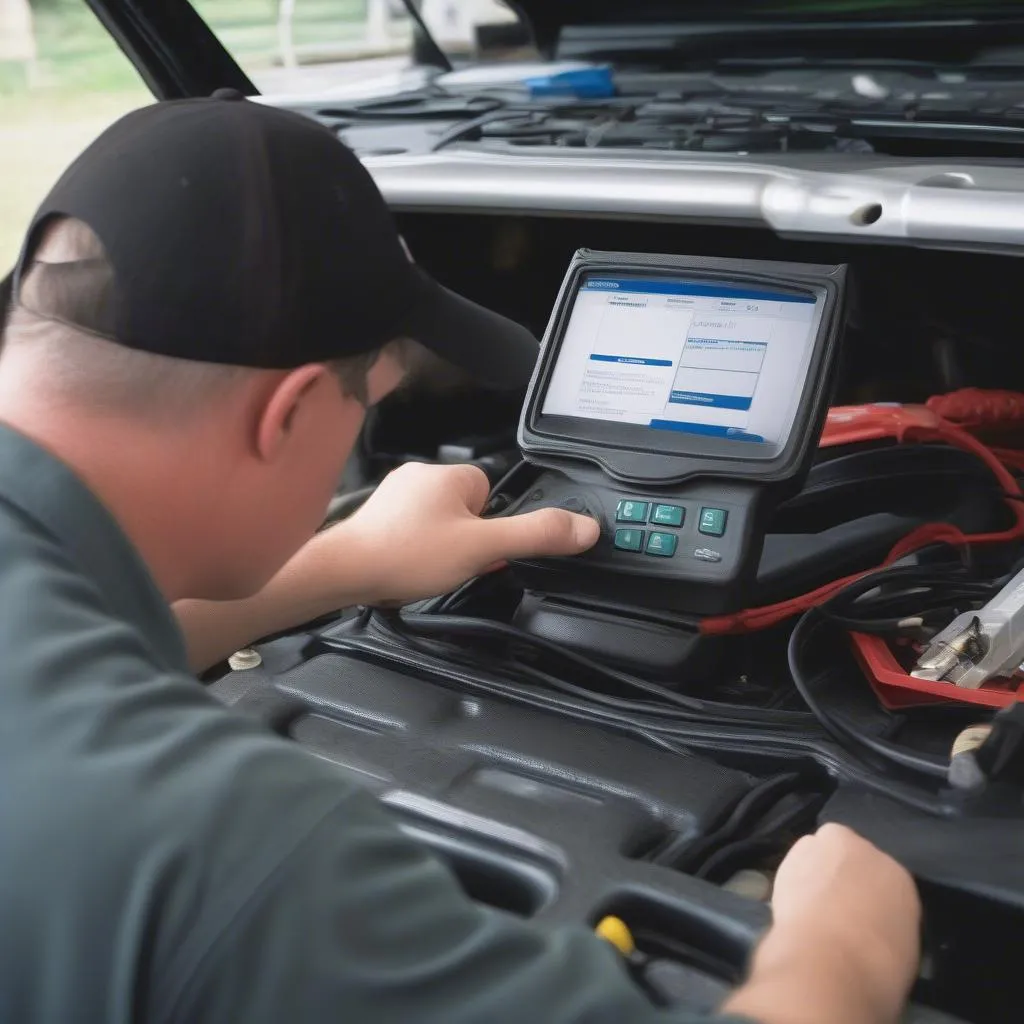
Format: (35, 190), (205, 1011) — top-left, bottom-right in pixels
(505, 249), (848, 615)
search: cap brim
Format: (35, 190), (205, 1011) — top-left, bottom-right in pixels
(398, 268), (539, 390)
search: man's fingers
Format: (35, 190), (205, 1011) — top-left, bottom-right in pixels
(474, 508), (601, 563)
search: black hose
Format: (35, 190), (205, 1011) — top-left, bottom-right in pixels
(693, 789), (828, 883)
(398, 610), (812, 727)
(653, 772), (803, 869)
(787, 611), (948, 780)
(377, 611), (799, 729)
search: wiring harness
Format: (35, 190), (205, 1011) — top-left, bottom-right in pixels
(786, 553), (1024, 783)
(308, 390), (1024, 811)
(318, 589), (967, 814)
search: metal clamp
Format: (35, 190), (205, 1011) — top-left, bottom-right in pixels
(912, 566), (1024, 689)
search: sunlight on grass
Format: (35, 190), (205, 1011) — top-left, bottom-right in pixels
(0, 92), (148, 268)
(0, 0), (151, 267)
(0, 0), (376, 268)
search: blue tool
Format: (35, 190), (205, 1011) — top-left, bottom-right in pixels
(523, 65), (615, 100)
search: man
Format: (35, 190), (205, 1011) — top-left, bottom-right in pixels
(0, 92), (920, 1024)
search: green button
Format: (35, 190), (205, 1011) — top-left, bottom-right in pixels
(699, 507), (728, 537)
(645, 532), (678, 557)
(616, 500), (649, 523)
(650, 504), (684, 527)
(614, 528), (644, 552)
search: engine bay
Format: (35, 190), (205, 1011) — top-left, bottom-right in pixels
(209, 213), (1024, 1024)
(328, 63), (1024, 161)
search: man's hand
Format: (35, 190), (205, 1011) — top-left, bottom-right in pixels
(175, 462), (599, 671)
(772, 823), (921, 1009)
(722, 823), (921, 1024)
(342, 462), (601, 605)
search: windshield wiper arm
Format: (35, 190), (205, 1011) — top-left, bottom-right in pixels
(395, 0), (452, 71)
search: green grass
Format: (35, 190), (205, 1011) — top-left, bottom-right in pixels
(0, 0), (374, 95)
(0, 0), (151, 266)
(0, 0), (378, 267)
(0, 91), (147, 267)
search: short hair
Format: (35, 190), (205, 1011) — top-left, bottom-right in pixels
(1, 217), (413, 414)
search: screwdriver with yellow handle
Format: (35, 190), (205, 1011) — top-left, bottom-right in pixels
(595, 914), (659, 998)
(595, 915), (638, 957)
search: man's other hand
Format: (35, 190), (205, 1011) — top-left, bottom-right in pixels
(771, 823), (922, 1012)
(341, 462), (600, 605)
(723, 822), (921, 1024)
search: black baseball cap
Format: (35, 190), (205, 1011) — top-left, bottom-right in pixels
(3, 89), (539, 389)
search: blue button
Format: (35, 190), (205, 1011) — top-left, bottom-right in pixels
(650, 504), (684, 527)
(645, 532), (678, 557)
(616, 500), (649, 523)
(699, 508), (728, 537)
(614, 528), (644, 552)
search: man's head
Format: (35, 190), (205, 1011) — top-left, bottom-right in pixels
(0, 93), (539, 601)
(1, 215), (413, 600)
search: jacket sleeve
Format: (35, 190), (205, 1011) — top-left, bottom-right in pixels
(162, 784), (758, 1024)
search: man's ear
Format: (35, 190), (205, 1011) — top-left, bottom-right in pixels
(255, 364), (328, 462)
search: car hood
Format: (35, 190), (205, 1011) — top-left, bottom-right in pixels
(512, 1), (1016, 55)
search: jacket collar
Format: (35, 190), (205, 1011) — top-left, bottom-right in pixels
(0, 422), (189, 672)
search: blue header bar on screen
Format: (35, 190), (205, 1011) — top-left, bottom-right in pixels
(581, 277), (815, 304)
(649, 419), (766, 443)
(589, 354), (674, 367)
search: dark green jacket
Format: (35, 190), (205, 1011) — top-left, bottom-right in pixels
(0, 423), (754, 1024)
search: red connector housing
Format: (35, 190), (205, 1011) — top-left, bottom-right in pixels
(850, 632), (1024, 710)
(702, 389), (1024, 710)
